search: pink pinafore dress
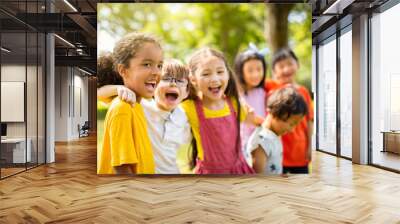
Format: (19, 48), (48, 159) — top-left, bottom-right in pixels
(194, 98), (255, 174)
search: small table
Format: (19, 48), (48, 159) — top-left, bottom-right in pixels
(381, 131), (400, 154)
(1, 138), (32, 164)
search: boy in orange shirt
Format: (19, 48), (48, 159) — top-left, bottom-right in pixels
(265, 48), (314, 174)
(97, 33), (163, 174)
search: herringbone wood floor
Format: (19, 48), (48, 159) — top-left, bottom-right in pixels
(0, 135), (400, 223)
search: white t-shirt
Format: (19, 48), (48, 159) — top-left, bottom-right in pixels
(246, 126), (283, 174)
(141, 99), (192, 174)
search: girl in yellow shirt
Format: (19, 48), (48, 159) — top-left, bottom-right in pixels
(98, 59), (192, 174)
(97, 32), (163, 174)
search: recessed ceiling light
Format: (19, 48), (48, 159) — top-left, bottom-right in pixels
(78, 67), (92, 76)
(63, 0), (78, 12)
(323, 0), (354, 15)
(54, 34), (75, 48)
(1, 47), (11, 53)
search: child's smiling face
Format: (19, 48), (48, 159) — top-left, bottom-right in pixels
(119, 42), (163, 100)
(273, 57), (298, 84)
(191, 55), (229, 101)
(243, 59), (264, 89)
(155, 74), (189, 111)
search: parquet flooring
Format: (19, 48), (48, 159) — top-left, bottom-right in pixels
(373, 151), (400, 171)
(1, 167), (26, 178)
(0, 135), (399, 223)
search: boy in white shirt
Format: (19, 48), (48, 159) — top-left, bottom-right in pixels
(246, 87), (308, 175)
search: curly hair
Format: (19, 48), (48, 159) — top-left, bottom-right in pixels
(267, 87), (308, 121)
(97, 51), (123, 88)
(113, 32), (162, 69)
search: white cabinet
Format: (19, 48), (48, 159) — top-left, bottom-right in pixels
(1, 138), (32, 163)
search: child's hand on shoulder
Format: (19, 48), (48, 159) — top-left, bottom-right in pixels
(244, 104), (264, 126)
(117, 86), (136, 106)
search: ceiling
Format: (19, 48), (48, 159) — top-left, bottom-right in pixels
(311, 0), (390, 42)
(0, 0), (97, 74)
(1, 0), (394, 74)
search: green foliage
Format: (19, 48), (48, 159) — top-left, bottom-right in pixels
(97, 101), (108, 121)
(97, 101), (108, 150)
(98, 3), (311, 90)
(289, 4), (312, 91)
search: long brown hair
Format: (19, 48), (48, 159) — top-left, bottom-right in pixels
(187, 47), (242, 169)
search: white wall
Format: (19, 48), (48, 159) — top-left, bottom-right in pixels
(1, 65), (26, 145)
(72, 72), (89, 138)
(54, 67), (89, 141)
(1, 65), (31, 138)
(55, 66), (69, 141)
(1, 63), (46, 164)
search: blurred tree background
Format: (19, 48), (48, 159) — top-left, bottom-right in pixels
(98, 3), (312, 90)
(97, 3), (312, 156)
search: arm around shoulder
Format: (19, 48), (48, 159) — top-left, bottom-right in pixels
(98, 85), (120, 102)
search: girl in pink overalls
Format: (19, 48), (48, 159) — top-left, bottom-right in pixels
(180, 48), (262, 174)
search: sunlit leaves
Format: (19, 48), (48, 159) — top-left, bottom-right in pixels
(98, 3), (311, 89)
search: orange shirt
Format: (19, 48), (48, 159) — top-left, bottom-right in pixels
(265, 79), (314, 167)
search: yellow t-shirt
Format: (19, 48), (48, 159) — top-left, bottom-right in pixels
(97, 98), (155, 174)
(180, 97), (247, 161)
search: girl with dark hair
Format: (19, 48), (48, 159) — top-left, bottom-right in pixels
(97, 32), (163, 174)
(234, 45), (268, 160)
(98, 58), (193, 174)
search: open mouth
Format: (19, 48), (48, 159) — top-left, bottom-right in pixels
(165, 90), (179, 103)
(208, 86), (222, 95)
(145, 81), (157, 92)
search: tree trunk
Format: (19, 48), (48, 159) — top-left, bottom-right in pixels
(265, 4), (294, 54)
